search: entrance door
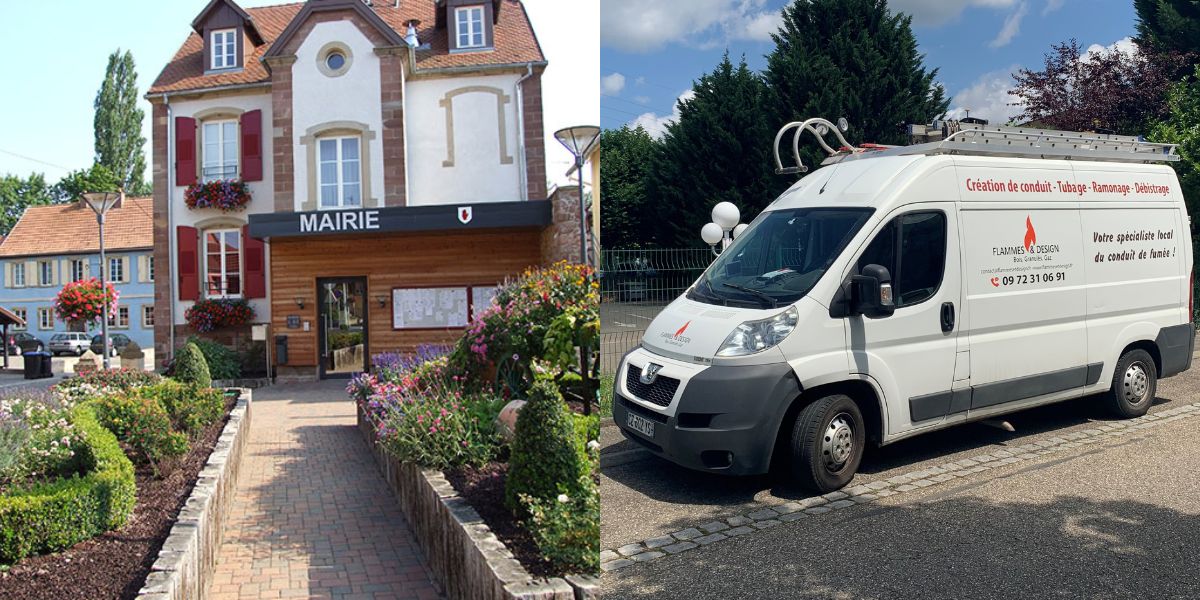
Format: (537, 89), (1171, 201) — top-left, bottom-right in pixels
(317, 277), (368, 378)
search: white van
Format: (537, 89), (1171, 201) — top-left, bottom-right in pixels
(614, 118), (1195, 492)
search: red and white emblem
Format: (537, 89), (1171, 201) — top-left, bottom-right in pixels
(458, 206), (473, 224)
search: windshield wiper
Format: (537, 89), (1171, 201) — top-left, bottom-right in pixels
(721, 283), (778, 308)
(690, 278), (728, 305)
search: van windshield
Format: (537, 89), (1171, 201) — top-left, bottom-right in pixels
(689, 207), (874, 308)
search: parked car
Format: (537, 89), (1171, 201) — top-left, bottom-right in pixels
(48, 332), (92, 356)
(91, 333), (132, 357)
(6, 332), (44, 355)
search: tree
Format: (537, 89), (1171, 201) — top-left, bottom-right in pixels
(94, 49), (146, 193)
(1135, 0), (1200, 57)
(765, 0), (949, 175)
(598, 125), (660, 249)
(1010, 39), (1176, 136)
(52, 164), (120, 203)
(0, 173), (54, 235)
(1150, 65), (1200, 231)
(650, 54), (783, 247)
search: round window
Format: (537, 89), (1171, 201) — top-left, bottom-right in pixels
(326, 51), (346, 71)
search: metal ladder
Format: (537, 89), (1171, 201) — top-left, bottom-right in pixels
(773, 118), (1179, 176)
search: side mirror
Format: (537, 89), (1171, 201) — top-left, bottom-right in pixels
(849, 264), (895, 318)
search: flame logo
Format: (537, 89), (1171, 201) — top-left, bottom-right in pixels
(1023, 216), (1036, 251)
(674, 321), (692, 338)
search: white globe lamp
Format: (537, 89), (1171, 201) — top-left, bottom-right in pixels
(732, 223), (749, 239)
(701, 222), (724, 246)
(711, 202), (740, 231)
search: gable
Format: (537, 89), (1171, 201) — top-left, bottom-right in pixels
(264, 0), (406, 60)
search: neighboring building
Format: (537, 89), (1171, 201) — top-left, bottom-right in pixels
(147, 0), (582, 380)
(0, 197), (156, 350)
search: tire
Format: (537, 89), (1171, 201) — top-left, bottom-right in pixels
(788, 394), (866, 493)
(77, 348), (85, 357)
(1106, 349), (1157, 418)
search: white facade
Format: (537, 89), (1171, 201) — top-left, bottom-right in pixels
(291, 20), (387, 211)
(168, 92), (274, 326)
(406, 73), (524, 206)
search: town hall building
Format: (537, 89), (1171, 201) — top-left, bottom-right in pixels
(147, 0), (581, 380)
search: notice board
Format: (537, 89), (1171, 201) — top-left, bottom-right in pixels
(392, 287), (470, 329)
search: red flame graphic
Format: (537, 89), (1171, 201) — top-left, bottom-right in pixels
(461, 209), (469, 220)
(1023, 216), (1036, 251)
(674, 321), (692, 338)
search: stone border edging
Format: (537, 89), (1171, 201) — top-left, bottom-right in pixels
(135, 388), (253, 600)
(601, 401), (1200, 572)
(356, 403), (600, 600)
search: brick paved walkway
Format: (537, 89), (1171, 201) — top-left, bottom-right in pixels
(210, 381), (442, 599)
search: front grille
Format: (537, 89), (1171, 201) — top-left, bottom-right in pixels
(625, 364), (681, 408)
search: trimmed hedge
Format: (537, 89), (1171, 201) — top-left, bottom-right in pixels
(0, 404), (136, 564)
(174, 342), (212, 388)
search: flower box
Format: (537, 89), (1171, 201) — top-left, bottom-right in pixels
(184, 179), (251, 212)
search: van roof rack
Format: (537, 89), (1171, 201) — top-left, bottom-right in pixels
(774, 118), (1179, 175)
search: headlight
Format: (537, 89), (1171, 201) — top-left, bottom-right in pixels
(716, 306), (799, 357)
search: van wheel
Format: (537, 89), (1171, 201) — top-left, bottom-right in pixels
(789, 394), (865, 493)
(1106, 349), (1157, 418)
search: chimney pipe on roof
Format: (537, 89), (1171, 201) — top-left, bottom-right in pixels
(405, 19), (420, 47)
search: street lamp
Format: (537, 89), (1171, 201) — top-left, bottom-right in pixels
(554, 125), (600, 265)
(702, 201), (747, 255)
(82, 190), (122, 370)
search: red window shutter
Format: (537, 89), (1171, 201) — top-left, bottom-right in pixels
(242, 225), (266, 299)
(239, 110), (263, 182)
(175, 117), (197, 187)
(177, 225), (199, 301)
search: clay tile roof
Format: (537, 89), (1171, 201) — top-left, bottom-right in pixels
(0, 198), (154, 258)
(148, 0), (545, 95)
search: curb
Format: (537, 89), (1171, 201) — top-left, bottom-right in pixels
(601, 401), (1200, 572)
(357, 403), (598, 599)
(135, 388), (253, 599)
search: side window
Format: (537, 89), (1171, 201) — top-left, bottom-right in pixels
(857, 211), (947, 308)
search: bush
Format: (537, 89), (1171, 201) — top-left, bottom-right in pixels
(93, 394), (188, 473)
(377, 377), (501, 470)
(53, 369), (162, 405)
(504, 379), (587, 514)
(0, 404), (136, 564)
(185, 336), (241, 380)
(520, 473), (600, 574)
(173, 342), (212, 388)
(137, 381), (224, 435)
(0, 395), (87, 490)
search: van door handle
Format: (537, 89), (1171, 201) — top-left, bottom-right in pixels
(940, 302), (955, 332)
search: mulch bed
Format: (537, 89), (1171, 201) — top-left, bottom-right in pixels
(445, 462), (560, 579)
(0, 394), (238, 600)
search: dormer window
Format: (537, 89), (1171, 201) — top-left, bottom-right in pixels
(211, 28), (237, 69)
(455, 6), (485, 49)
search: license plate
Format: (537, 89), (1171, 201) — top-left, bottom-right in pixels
(626, 412), (655, 438)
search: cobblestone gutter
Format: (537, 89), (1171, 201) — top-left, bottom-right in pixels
(356, 403), (600, 600)
(135, 389), (253, 600)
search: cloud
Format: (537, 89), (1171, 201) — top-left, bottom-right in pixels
(1042, 0), (1066, 15)
(888, 0), (1019, 27)
(633, 96), (651, 104)
(630, 90), (696, 138)
(1084, 36), (1137, 58)
(989, 1), (1028, 48)
(601, 72), (626, 95)
(600, 0), (782, 53)
(944, 66), (1024, 125)
(635, 76), (646, 85)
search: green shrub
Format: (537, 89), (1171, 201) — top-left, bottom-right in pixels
(379, 378), (501, 470)
(138, 381), (224, 435)
(94, 394), (188, 473)
(0, 422), (30, 485)
(520, 473), (600, 574)
(504, 379), (587, 514)
(173, 342), (212, 388)
(185, 337), (241, 380)
(53, 369), (162, 404)
(0, 404), (136, 564)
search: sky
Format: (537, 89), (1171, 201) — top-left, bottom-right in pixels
(0, 0), (598, 187)
(600, 0), (1139, 137)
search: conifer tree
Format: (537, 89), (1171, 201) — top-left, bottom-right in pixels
(599, 125), (661, 248)
(94, 50), (147, 194)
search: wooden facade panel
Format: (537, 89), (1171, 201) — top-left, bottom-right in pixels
(269, 227), (543, 368)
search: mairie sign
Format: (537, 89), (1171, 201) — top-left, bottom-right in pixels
(247, 200), (552, 239)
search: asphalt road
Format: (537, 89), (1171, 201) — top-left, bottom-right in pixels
(601, 361), (1200, 599)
